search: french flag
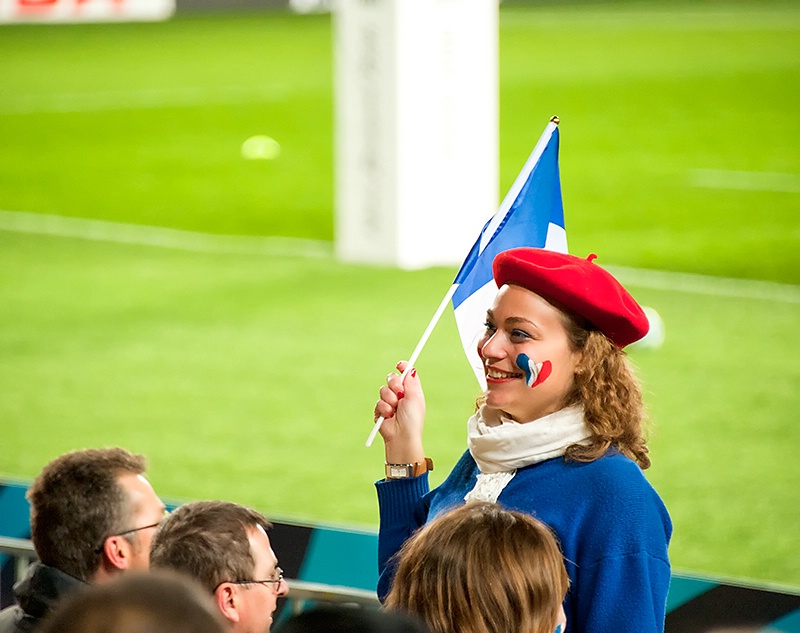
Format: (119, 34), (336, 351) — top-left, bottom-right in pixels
(451, 119), (567, 388)
(365, 119), (566, 447)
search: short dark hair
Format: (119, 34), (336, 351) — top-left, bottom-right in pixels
(27, 447), (147, 581)
(38, 570), (227, 633)
(150, 500), (273, 593)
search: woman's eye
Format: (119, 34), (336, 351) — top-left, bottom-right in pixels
(483, 321), (496, 333)
(511, 329), (531, 340)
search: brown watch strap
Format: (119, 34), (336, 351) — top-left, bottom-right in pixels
(385, 457), (434, 479)
(412, 457), (434, 477)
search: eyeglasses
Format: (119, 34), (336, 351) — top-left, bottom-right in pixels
(217, 568), (285, 592)
(115, 520), (163, 537)
(94, 519), (165, 553)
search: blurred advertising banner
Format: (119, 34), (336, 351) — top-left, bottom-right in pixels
(0, 0), (175, 22)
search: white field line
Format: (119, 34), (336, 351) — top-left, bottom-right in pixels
(1, 210), (798, 304)
(0, 210), (333, 259)
(689, 169), (800, 193)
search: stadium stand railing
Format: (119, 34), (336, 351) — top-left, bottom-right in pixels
(0, 535), (379, 612)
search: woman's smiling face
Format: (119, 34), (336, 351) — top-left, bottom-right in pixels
(478, 284), (582, 422)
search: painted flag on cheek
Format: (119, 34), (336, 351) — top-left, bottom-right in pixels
(451, 118), (568, 388)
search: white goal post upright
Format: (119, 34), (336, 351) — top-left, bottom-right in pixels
(333, 0), (499, 269)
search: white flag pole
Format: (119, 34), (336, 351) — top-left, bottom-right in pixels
(365, 283), (459, 447)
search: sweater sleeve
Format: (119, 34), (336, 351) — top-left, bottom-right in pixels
(374, 473), (431, 601)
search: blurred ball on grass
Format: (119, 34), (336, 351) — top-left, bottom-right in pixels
(241, 135), (281, 161)
(633, 306), (666, 350)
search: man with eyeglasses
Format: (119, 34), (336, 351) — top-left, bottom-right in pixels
(0, 447), (165, 633)
(150, 500), (289, 633)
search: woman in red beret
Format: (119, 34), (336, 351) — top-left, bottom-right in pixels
(373, 247), (672, 633)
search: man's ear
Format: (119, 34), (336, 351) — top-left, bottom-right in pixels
(214, 584), (241, 624)
(102, 536), (134, 571)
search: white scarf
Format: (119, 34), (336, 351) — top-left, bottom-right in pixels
(465, 405), (590, 503)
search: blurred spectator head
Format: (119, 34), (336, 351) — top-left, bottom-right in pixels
(385, 501), (569, 633)
(38, 569), (227, 633)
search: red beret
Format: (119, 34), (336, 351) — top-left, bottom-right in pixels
(492, 248), (649, 348)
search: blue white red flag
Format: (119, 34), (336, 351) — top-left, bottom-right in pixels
(365, 119), (567, 447)
(451, 119), (567, 387)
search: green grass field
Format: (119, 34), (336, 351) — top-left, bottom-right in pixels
(1, 1), (799, 588)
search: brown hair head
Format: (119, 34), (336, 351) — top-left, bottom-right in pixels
(385, 501), (569, 633)
(27, 447), (147, 581)
(38, 570), (227, 633)
(149, 500), (272, 594)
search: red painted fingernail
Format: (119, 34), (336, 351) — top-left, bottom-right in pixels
(397, 390), (405, 400)
(411, 368), (417, 378)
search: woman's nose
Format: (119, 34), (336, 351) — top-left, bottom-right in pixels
(479, 332), (503, 363)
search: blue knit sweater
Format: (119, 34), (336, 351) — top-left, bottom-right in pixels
(376, 449), (672, 633)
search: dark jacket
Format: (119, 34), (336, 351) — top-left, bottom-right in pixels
(0, 563), (86, 633)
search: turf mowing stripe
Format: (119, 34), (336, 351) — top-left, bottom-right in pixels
(2, 209), (798, 304)
(607, 265), (800, 305)
(0, 85), (292, 115)
(0, 210), (332, 259)
(500, 7), (800, 31)
(689, 169), (800, 193)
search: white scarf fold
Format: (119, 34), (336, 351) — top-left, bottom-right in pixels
(464, 405), (590, 503)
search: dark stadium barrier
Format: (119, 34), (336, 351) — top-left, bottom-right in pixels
(2, 479), (798, 630)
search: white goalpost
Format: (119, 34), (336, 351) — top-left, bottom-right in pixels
(333, 0), (499, 269)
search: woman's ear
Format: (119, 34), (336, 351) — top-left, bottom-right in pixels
(572, 347), (586, 376)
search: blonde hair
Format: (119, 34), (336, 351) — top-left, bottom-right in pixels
(385, 502), (569, 633)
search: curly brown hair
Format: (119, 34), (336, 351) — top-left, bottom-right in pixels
(561, 317), (651, 469)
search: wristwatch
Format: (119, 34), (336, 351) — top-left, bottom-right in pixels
(385, 458), (434, 480)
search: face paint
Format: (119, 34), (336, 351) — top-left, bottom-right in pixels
(554, 625), (563, 633)
(515, 353), (552, 388)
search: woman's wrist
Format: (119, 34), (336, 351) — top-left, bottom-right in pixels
(384, 439), (425, 465)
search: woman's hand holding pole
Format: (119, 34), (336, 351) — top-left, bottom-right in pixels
(373, 361), (426, 465)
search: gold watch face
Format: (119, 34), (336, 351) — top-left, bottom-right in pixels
(386, 464), (412, 479)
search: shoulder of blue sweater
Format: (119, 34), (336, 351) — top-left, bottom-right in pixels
(572, 450), (650, 479)
(534, 454), (670, 542)
(578, 449), (646, 475)
(523, 451), (660, 501)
